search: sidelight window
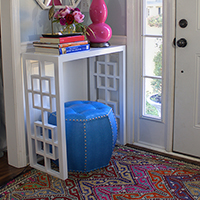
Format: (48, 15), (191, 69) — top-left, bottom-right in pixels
(142, 0), (163, 119)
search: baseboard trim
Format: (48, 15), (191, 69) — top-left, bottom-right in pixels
(126, 143), (200, 166)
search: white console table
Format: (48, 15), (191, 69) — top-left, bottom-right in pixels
(23, 45), (126, 180)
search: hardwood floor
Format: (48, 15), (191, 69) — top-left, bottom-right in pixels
(0, 151), (32, 188)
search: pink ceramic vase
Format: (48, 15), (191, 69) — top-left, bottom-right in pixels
(87, 0), (112, 47)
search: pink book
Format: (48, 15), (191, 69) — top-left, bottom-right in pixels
(40, 35), (85, 44)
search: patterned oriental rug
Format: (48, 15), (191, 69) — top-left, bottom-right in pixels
(1, 145), (200, 200)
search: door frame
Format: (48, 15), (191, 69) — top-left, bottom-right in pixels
(126, 0), (135, 144)
(126, 0), (176, 151)
(1, 0), (27, 167)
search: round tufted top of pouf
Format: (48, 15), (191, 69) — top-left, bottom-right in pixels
(63, 101), (112, 120)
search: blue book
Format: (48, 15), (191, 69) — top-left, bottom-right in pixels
(59, 44), (90, 55)
(35, 44), (90, 55)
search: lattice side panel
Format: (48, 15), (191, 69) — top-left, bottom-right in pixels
(92, 55), (121, 142)
(25, 60), (63, 178)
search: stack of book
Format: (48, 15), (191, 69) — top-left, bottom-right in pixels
(33, 34), (90, 55)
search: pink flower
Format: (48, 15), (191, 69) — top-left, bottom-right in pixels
(60, 17), (67, 25)
(59, 8), (69, 17)
(53, 6), (85, 28)
(74, 8), (80, 12)
(65, 6), (74, 13)
(63, 6), (71, 14)
(54, 10), (61, 20)
(73, 11), (84, 23)
(54, 7), (70, 19)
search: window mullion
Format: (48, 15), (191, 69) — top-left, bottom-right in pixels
(143, 75), (162, 79)
(142, 34), (162, 38)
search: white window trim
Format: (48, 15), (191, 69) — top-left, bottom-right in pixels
(126, 0), (176, 151)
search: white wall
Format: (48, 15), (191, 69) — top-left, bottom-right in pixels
(106, 0), (126, 36)
(20, 0), (51, 42)
(20, 0), (126, 43)
(1, 0), (27, 167)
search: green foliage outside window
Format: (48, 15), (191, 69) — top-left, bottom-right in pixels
(145, 13), (162, 116)
(151, 45), (162, 96)
(146, 101), (159, 116)
(148, 15), (162, 28)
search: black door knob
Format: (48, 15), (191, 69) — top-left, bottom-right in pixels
(177, 38), (187, 48)
(179, 19), (188, 28)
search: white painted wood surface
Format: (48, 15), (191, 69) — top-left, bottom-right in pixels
(23, 45), (126, 179)
(1, 0), (27, 167)
(126, 0), (175, 151)
(89, 47), (126, 145)
(173, 0), (200, 157)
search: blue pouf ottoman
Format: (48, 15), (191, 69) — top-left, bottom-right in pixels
(48, 100), (118, 172)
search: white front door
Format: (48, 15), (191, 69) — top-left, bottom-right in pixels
(173, 0), (200, 157)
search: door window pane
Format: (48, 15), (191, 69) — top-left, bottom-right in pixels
(144, 0), (163, 35)
(143, 37), (162, 77)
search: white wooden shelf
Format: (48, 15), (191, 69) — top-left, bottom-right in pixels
(23, 45), (126, 180)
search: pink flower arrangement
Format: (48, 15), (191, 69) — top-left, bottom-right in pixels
(54, 6), (84, 27)
(53, 5), (95, 37)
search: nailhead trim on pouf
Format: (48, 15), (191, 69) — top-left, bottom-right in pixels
(48, 100), (118, 172)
